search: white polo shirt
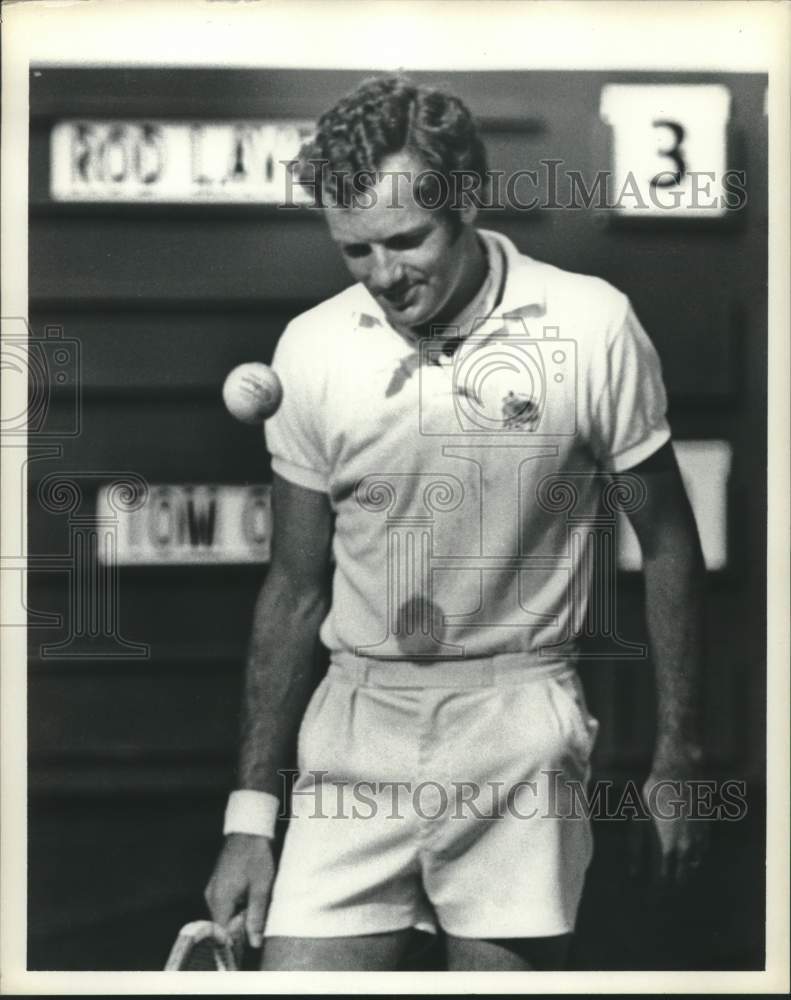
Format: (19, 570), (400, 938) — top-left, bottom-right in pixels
(264, 229), (670, 661)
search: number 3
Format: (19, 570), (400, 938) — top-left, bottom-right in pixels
(650, 119), (687, 188)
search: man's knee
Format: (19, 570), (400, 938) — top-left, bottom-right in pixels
(445, 932), (573, 971)
(261, 929), (415, 971)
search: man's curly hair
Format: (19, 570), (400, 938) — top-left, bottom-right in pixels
(294, 74), (488, 213)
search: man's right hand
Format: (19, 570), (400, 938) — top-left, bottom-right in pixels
(204, 833), (275, 948)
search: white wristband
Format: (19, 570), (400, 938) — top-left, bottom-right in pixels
(223, 789), (279, 838)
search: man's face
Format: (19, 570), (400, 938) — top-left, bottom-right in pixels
(323, 151), (474, 333)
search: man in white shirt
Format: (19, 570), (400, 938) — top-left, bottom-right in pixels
(205, 74), (708, 971)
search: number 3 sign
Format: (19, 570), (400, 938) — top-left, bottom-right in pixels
(599, 84), (733, 217)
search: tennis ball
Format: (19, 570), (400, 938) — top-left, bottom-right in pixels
(222, 362), (283, 424)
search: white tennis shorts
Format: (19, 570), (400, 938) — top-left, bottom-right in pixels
(264, 652), (599, 940)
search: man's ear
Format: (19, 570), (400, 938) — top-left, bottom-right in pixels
(458, 195), (478, 227)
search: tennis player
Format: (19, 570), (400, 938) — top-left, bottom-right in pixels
(205, 75), (708, 971)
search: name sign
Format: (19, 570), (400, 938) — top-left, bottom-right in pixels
(97, 484), (271, 565)
(50, 120), (314, 203)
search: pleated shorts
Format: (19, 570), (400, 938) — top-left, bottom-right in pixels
(264, 651), (599, 939)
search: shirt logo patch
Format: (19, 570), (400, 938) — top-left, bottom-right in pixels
(501, 391), (540, 429)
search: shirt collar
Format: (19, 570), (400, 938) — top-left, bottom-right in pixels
(479, 228), (547, 320)
(351, 228), (546, 331)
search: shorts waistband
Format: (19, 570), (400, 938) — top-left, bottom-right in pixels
(328, 652), (576, 689)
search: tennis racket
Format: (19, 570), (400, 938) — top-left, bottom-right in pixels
(164, 910), (247, 971)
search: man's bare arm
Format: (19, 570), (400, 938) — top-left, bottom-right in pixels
(238, 473), (333, 794)
(205, 472), (333, 942)
(619, 441), (708, 883)
(621, 441), (706, 760)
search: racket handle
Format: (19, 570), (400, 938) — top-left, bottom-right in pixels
(164, 919), (237, 971)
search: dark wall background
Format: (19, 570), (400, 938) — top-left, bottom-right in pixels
(27, 67), (767, 970)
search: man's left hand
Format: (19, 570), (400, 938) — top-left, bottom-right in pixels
(630, 749), (711, 890)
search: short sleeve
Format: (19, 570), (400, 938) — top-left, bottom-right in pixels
(590, 302), (671, 471)
(264, 322), (330, 493)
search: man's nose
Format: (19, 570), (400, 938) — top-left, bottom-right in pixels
(369, 249), (405, 294)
